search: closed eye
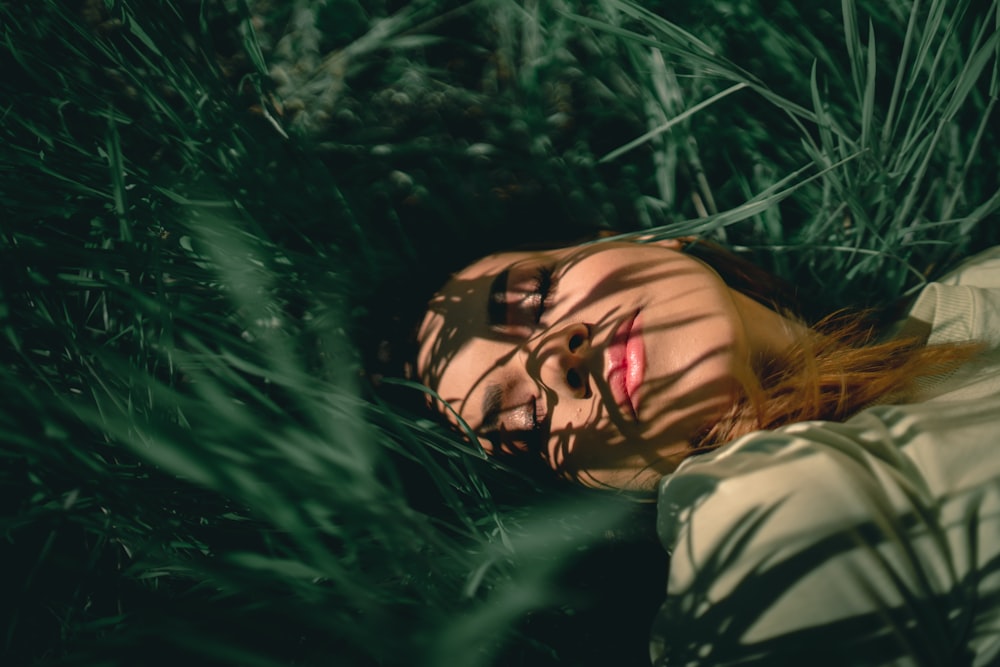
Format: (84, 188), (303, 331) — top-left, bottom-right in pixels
(489, 262), (558, 332)
(531, 265), (555, 324)
(482, 396), (550, 456)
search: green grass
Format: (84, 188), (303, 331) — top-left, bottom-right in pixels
(1, 0), (997, 665)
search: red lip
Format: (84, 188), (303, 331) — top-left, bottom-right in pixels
(606, 311), (645, 419)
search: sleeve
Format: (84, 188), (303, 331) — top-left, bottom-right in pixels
(650, 399), (1000, 667)
(904, 245), (1000, 347)
(935, 246), (1000, 288)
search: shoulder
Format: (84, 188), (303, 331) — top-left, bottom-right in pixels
(653, 398), (1000, 665)
(907, 246), (1000, 346)
(658, 396), (1000, 554)
(657, 417), (908, 563)
(936, 245), (1000, 288)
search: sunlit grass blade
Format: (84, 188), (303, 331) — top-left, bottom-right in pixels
(600, 82), (748, 163)
(882, 0), (920, 148)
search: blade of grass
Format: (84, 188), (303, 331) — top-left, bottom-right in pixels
(860, 19), (877, 150)
(881, 0), (920, 148)
(599, 82), (748, 163)
(842, 0), (865, 103)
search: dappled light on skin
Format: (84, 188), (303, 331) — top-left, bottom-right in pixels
(553, 355), (743, 490)
(415, 240), (805, 491)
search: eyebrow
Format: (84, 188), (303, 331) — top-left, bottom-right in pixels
(487, 268), (509, 327)
(480, 383), (503, 432)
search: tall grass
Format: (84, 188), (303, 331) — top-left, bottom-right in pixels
(1, 0), (997, 665)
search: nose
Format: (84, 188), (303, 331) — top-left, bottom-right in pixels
(529, 323), (593, 399)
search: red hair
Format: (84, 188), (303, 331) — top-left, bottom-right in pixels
(682, 240), (984, 453)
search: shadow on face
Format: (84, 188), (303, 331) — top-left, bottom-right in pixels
(416, 240), (765, 491)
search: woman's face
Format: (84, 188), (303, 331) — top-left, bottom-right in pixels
(415, 240), (757, 491)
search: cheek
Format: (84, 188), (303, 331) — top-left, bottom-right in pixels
(652, 279), (744, 367)
(669, 321), (741, 381)
(629, 291), (747, 441)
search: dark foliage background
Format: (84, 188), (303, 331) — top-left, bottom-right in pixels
(1, 0), (997, 665)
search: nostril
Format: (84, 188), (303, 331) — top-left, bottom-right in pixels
(567, 367), (582, 390)
(569, 333), (585, 352)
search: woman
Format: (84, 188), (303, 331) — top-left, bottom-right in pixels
(415, 237), (1000, 665)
